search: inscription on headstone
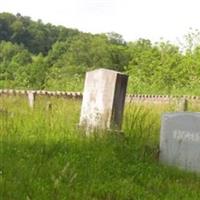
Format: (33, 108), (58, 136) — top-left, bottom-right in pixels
(79, 68), (128, 132)
(160, 112), (200, 173)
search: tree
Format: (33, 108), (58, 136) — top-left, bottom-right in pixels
(26, 54), (47, 88)
(0, 12), (81, 54)
(105, 32), (126, 45)
(0, 41), (32, 82)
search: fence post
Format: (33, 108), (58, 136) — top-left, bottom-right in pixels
(28, 91), (36, 108)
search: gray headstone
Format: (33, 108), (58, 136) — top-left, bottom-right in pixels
(79, 68), (128, 133)
(160, 112), (200, 173)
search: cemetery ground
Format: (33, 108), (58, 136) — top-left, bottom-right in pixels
(1, 96), (200, 200)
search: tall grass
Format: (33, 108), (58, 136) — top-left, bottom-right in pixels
(0, 96), (200, 200)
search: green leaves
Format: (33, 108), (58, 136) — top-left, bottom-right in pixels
(1, 12), (200, 95)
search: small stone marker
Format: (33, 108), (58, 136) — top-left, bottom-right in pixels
(160, 112), (200, 173)
(176, 98), (188, 111)
(27, 91), (36, 108)
(79, 68), (128, 133)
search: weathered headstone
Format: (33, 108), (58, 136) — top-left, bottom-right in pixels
(79, 68), (128, 133)
(160, 112), (200, 173)
(27, 91), (36, 108)
(176, 98), (188, 111)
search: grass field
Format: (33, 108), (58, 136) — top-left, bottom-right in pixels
(0, 96), (200, 200)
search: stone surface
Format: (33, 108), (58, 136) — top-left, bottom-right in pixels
(176, 98), (188, 111)
(160, 112), (200, 173)
(79, 68), (128, 132)
(27, 91), (36, 108)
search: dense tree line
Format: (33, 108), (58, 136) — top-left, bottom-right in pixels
(0, 12), (80, 54)
(1, 12), (200, 94)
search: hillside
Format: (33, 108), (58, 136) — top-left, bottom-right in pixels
(1, 12), (200, 95)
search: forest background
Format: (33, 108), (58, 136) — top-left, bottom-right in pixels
(1, 12), (200, 95)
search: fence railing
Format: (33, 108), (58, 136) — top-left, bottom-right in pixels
(1, 89), (200, 103)
(0, 89), (82, 99)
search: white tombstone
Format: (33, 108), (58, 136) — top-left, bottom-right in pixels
(79, 68), (128, 133)
(28, 91), (36, 108)
(160, 112), (200, 173)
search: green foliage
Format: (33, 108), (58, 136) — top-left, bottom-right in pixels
(0, 41), (32, 82)
(106, 32), (126, 45)
(127, 38), (200, 95)
(1, 12), (200, 95)
(0, 12), (80, 54)
(45, 65), (85, 91)
(26, 54), (48, 89)
(63, 34), (128, 70)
